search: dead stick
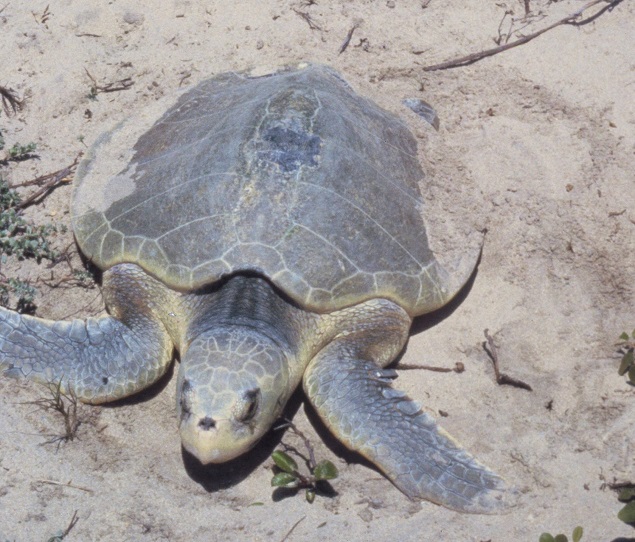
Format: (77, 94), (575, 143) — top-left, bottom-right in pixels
(398, 362), (464, 373)
(38, 479), (94, 493)
(483, 329), (533, 391)
(422, 0), (621, 71)
(12, 154), (80, 210)
(338, 22), (360, 54)
(280, 516), (306, 542)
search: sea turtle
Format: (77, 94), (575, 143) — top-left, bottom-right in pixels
(0, 63), (512, 513)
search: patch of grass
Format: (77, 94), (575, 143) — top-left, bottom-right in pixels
(270, 420), (338, 503)
(28, 381), (81, 448)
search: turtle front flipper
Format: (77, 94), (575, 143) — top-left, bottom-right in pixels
(303, 342), (515, 514)
(0, 264), (174, 403)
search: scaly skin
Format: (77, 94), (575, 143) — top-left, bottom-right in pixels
(0, 265), (514, 512)
(0, 264), (174, 402)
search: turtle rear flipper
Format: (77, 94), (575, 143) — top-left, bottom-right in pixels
(0, 264), (174, 403)
(304, 338), (515, 514)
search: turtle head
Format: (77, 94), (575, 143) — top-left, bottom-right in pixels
(176, 326), (290, 464)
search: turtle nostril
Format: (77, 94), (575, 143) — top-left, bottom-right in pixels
(198, 417), (216, 431)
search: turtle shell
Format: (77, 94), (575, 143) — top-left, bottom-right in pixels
(72, 64), (467, 316)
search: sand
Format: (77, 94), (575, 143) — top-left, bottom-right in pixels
(0, 1), (634, 540)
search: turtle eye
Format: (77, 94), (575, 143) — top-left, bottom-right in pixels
(237, 388), (261, 422)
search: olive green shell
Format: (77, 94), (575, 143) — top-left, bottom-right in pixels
(72, 64), (469, 315)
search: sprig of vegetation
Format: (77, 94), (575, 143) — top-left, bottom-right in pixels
(538, 526), (583, 542)
(0, 178), (60, 262)
(270, 421), (338, 503)
(7, 141), (37, 161)
(616, 330), (635, 384)
(617, 483), (635, 526)
(0, 277), (37, 313)
(27, 380), (81, 448)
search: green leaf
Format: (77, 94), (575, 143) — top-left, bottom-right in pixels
(618, 350), (634, 375)
(271, 472), (299, 488)
(618, 487), (635, 502)
(620, 332), (630, 341)
(305, 488), (315, 503)
(539, 534), (555, 542)
(272, 451), (298, 473)
(554, 535), (568, 542)
(629, 364), (635, 384)
(618, 501), (635, 524)
(572, 526), (583, 542)
(313, 460), (338, 481)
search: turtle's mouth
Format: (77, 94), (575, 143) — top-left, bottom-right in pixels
(179, 417), (258, 464)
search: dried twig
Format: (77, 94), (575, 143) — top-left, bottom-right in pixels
(293, 8), (321, 30)
(338, 21), (361, 54)
(53, 510), (79, 541)
(25, 380), (81, 448)
(483, 329), (533, 391)
(398, 362), (465, 373)
(280, 516), (306, 542)
(276, 419), (317, 469)
(38, 479), (94, 493)
(10, 154), (80, 210)
(0, 85), (23, 116)
(85, 69), (134, 96)
(524, 0), (531, 17)
(422, 0), (623, 71)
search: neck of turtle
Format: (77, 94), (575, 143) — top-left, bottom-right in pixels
(182, 274), (300, 353)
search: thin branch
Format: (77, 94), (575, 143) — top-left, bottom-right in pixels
(85, 69), (133, 96)
(483, 329), (533, 391)
(38, 479), (94, 493)
(280, 516), (306, 542)
(293, 8), (321, 30)
(398, 362), (465, 373)
(422, 0), (623, 71)
(338, 21), (361, 54)
(0, 85), (23, 116)
(10, 154), (80, 210)
(275, 419), (316, 469)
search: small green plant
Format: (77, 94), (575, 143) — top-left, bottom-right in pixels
(270, 421), (338, 503)
(0, 277), (37, 313)
(0, 178), (59, 262)
(617, 330), (635, 384)
(538, 526), (583, 542)
(7, 141), (36, 161)
(617, 483), (635, 526)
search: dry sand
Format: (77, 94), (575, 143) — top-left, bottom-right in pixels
(0, 1), (634, 540)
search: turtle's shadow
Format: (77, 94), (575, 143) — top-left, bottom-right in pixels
(408, 253), (479, 338)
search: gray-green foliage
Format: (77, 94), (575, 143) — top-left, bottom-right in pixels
(7, 142), (36, 160)
(0, 178), (59, 262)
(538, 526), (583, 542)
(0, 277), (36, 313)
(617, 330), (635, 384)
(0, 140), (62, 312)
